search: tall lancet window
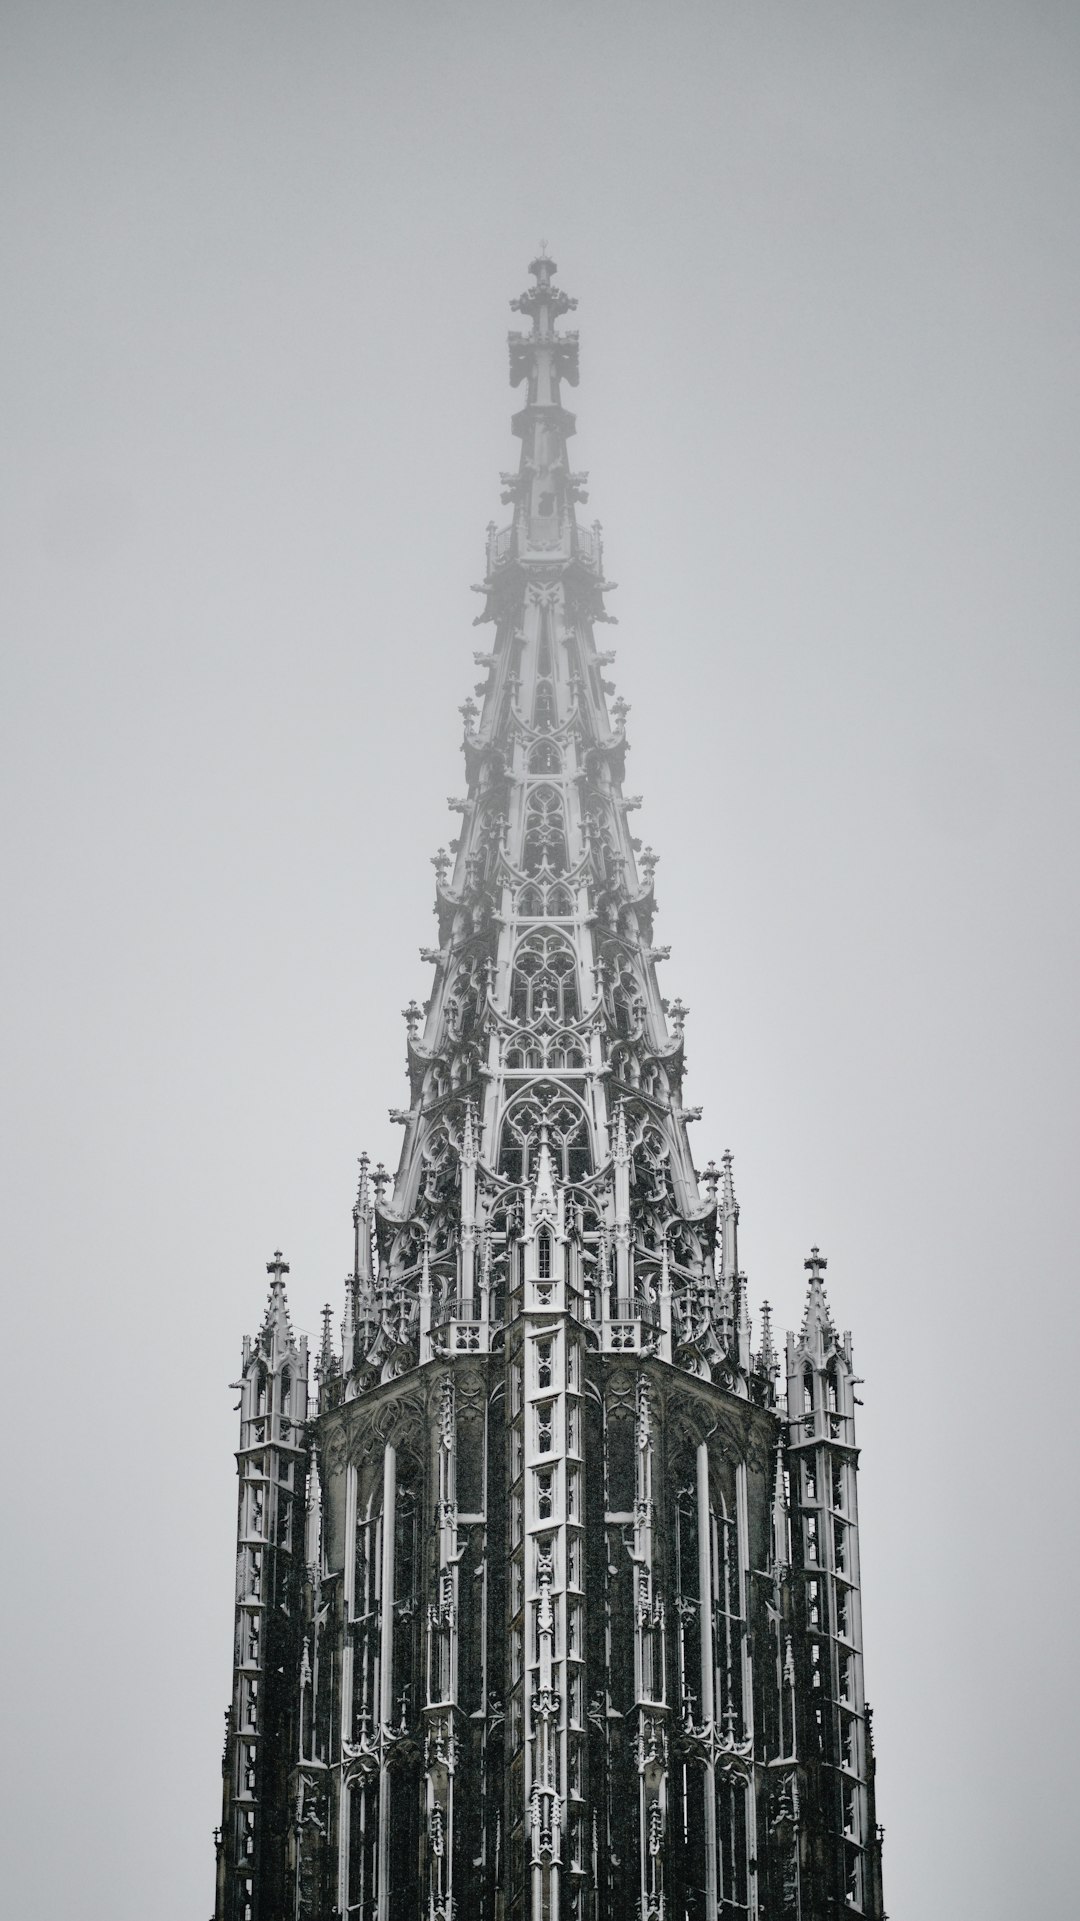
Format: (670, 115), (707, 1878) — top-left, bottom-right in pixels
(509, 932), (580, 1024)
(528, 738), (561, 774)
(498, 1084), (591, 1185)
(522, 785), (569, 875)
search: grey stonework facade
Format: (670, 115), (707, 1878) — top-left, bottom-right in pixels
(214, 253), (885, 1921)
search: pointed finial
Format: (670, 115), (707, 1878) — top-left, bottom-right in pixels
(354, 1151), (371, 1216)
(261, 1253), (295, 1352)
(614, 1100), (630, 1165)
(319, 1302), (335, 1371)
(800, 1247), (834, 1348)
(758, 1299), (777, 1376)
(533, 1121), (558, 1214)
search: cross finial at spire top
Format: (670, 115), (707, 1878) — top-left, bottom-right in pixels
(267, 1249), (290, 1279)
(804, 1245), (828, 1280)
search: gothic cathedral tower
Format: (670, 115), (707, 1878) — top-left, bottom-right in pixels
(214, 254), (885, 1921)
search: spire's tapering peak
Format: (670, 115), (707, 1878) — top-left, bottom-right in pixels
(354, 1151), (371, 1221)
(511, 247), (578, 329)
(260, 1250), (298, 1357)
(532, 1123), (558, 1219)
(353, 1153), (374, 1286)
(757, 1299), (778, 1379)
(718, 1151), (739, 1285)
(317, 1301), (336, 1377)
(800, 1246), (835, 1349)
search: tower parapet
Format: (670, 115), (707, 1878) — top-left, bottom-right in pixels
(215, 254), (884, 1921)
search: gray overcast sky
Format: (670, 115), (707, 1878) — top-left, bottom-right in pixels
(2, 3), (1077, 1915)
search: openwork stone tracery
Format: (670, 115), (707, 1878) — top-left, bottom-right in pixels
(216, 254), (885, 1921)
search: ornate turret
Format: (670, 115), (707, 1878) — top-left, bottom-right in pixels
(218, 1256), (310, 1921)
(214, 253), (884, 1921)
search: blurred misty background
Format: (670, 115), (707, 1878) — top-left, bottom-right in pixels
(2, 3), (1077, 1915)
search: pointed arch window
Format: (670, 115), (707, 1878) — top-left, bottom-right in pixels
(529, 738), (561, 774)
(517, 876), (573, 917)
(497, 1082), (592, 1185)
(509, 931), (580, 1025)
(533, 683), (556, 731)
(537, 1228), (552, 1279)
(522, 784), (568, 875)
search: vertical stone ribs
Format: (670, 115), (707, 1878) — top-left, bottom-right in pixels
(215, 253), (885, 1921)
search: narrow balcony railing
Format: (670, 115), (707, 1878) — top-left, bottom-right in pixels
(599, 1295), (661, 1327)
(431, 1297), (504, 1330)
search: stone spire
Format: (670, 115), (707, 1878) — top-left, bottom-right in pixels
(343, 248), (731, 1393)
(214, 252), (885, 1921)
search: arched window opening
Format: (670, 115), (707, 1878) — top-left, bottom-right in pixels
(529, 738), (561, 774)
(803, 1369), (815, 1415)
(509, 932), (581, 1026)
(255, 1367), (268, 1418)
(498, 1082), (592, 1186)
(516, 876), (573, 918)
(279, 1369), (291, 1417)
(537, 1228), (552, 1279)
(549, 1040), (586, 1070)
(826, 1364), (839, 1413)
(533, 683), (555, 732)
(523, 784), (568, 875)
